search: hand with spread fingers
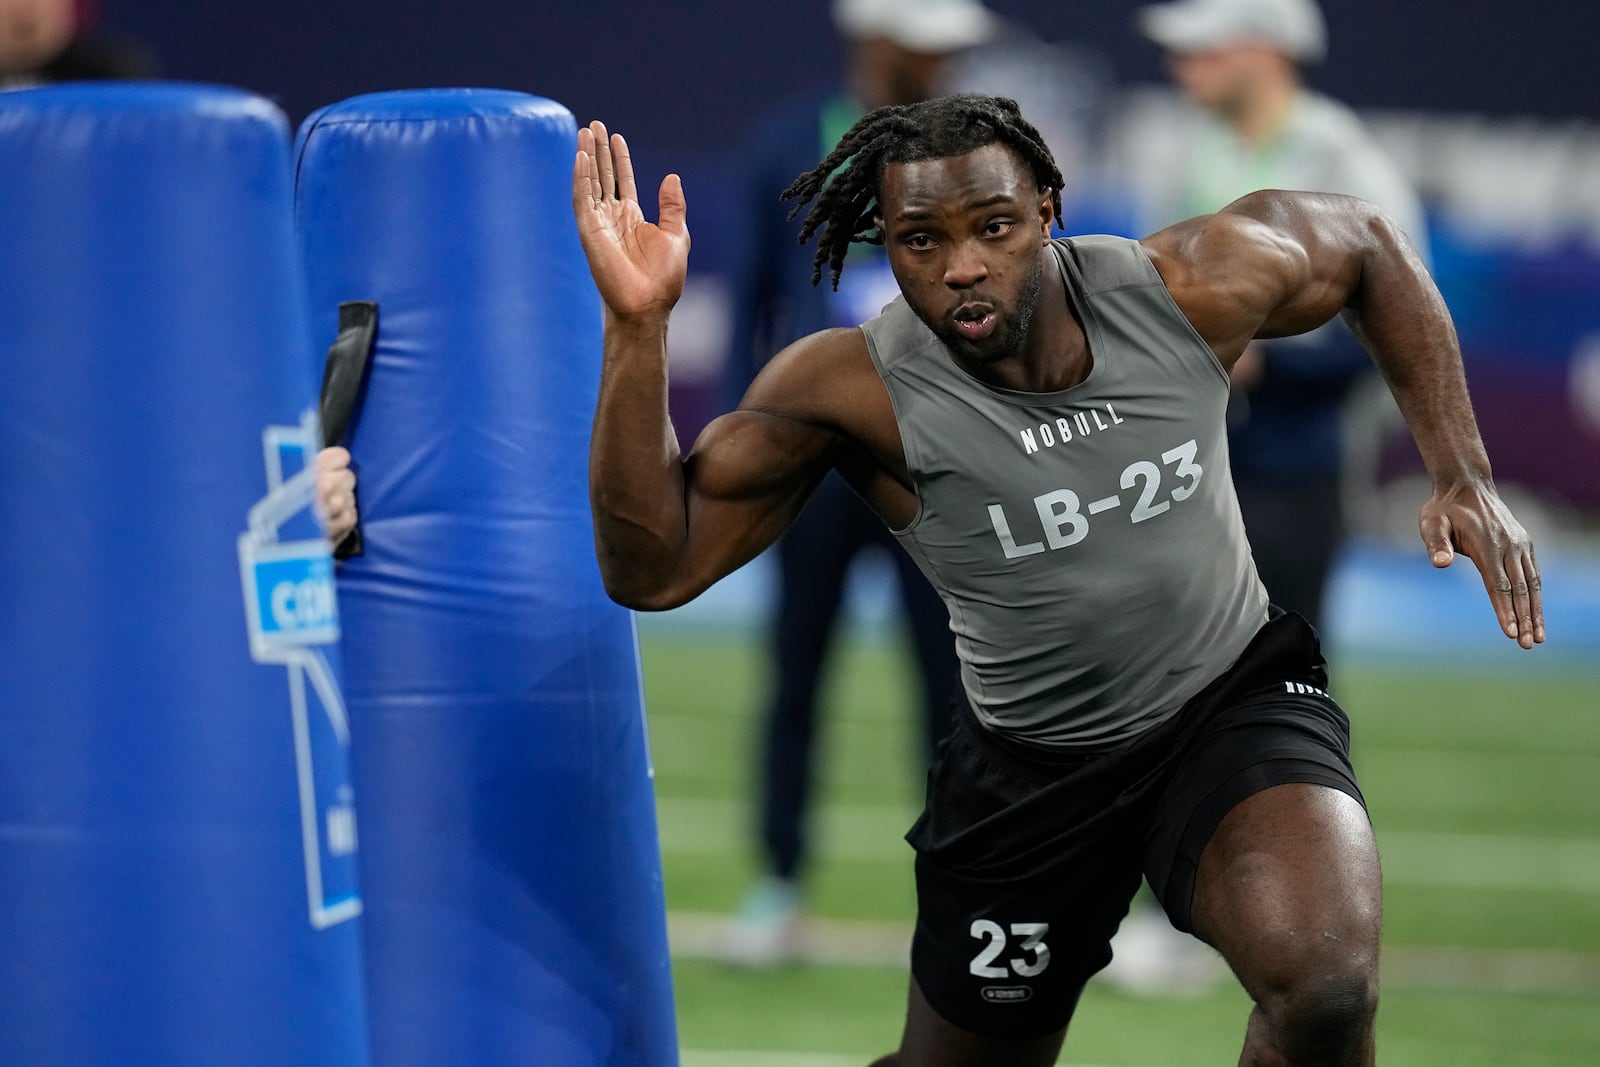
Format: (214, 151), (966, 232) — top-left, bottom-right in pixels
(1420, 481), (1545, 649)
(571, 120), (690, 321)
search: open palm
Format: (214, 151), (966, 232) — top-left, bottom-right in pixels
(572, 120), (690, 318)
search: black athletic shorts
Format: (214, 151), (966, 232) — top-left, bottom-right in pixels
(905, 611), (1364, 1039)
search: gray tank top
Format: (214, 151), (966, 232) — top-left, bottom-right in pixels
(863, 235), (1269, 749)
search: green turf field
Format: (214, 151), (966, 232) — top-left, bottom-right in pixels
(637, 622), (1600, 1066)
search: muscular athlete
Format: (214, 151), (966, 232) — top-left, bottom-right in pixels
(327, 94), (1545, 1067)
(572, 94), (1543, 1067)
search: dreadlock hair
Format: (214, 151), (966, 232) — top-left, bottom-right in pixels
(780, 94), (1065, 290)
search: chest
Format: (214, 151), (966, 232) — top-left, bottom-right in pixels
(890, 339), (1232, 562)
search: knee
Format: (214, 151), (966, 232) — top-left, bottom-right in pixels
(1253, 946), (1379, 1062)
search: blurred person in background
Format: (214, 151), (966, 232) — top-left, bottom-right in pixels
(0, 0), (155, 89)
(941, 18), (1121, 232)
(714, 0), (1002, 966)
(1095, 0), (1431, 997)
(1131, 0), (1427, 639)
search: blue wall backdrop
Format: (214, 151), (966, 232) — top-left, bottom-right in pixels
(110, 0), (1599, 144)
(90, 0), (1600, 658)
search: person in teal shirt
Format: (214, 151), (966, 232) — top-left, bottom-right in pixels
(1126, 0), (1428, 648)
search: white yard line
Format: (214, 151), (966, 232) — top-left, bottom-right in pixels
(666, 912), (1600, 996)
(670, 911), (910, 969)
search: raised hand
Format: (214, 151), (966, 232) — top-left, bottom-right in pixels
(572, 120), (690, 319)
(1419, 482), (1545, 649)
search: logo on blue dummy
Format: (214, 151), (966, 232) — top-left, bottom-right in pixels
(237, 411), (361, 930)
(245, 548), (339, 649)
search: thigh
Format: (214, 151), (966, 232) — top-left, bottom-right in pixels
(908, 845), (1141, 1044)
(1143, 678), (1360, 933)
(905, 709), (1148, 1046)
(1189, 782), (1381, 995)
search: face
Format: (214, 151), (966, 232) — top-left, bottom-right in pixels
(876, 144), (1054, 367)
(1165, 45), (1256, 113)
(0, 0), (75, 75)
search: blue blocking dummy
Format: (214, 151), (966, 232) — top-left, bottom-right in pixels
(0, 85), (368, 1065)
(294, 90), (678, 1066)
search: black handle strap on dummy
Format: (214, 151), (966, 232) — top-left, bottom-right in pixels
(318, 300), (378, 560)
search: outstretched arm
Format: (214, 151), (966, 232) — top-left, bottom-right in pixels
(1147, 191), (1544, 649)
(573, 121), (839, 610)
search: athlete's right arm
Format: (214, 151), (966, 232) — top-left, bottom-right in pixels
(574, 121), (842, 610)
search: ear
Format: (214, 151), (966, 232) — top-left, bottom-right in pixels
(1037, 190), (1056, 239)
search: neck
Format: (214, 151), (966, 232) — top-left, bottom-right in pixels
(1025, 264), (1090, 391)
(964, 252), (1088, 393)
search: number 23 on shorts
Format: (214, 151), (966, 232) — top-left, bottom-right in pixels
(968, 919), (1051, 978)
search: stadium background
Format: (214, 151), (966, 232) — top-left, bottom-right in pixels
(108, 2), (1600, 1062)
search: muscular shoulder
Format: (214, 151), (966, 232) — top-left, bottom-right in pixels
(741, 327), (880, 428)
(1140, 193), (1320, 356)
(1142, 195), (1311, 295)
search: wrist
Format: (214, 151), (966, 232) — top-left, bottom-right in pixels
(604, 307), (672, 340)
(1419, 437), (1494, 496)
(1429, 467), (1495, 497)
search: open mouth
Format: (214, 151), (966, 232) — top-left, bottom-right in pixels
(952, 302), (997, 342)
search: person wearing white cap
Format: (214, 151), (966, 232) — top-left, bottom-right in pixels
(833, 0), (1001, 57)
(1131, 0), (1425, 684)
(1132, 0), (1419, 233)
(714, 0), (1001, 967)
(1140, 0), (1328, 67)
(1094, 0), (1430, 1002)
(1126, 0), (1426, 634)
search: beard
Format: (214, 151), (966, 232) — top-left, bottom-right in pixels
(914, 251), (1045, 367)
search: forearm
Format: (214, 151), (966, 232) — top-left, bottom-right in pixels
(1185, 193), (1541, 645)
(589, 311), (690, 605)
(1341, 212), (1492, 489)
(1332, 206), (1540, 649)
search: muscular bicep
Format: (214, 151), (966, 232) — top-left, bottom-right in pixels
(1148, 191), (1376, 366)
(607, 326), (881, 610)
(652, 407), (839, 608)
(1228, 192), (1377, 338)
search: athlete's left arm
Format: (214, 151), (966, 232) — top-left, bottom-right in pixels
(1146, 189), (1545, 649)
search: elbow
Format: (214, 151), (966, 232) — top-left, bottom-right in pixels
(1357, 200), (1404, 246)
(1341, 197), (1421, 267)
(596, 557), (694, 613)
(602, 583), (683, 613)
